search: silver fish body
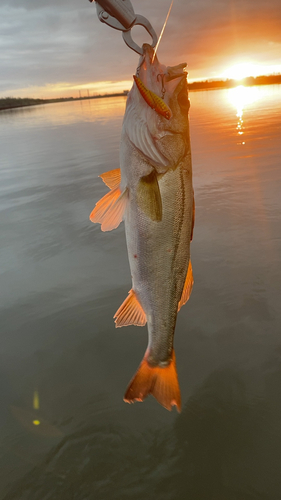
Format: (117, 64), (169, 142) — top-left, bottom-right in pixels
(90, 44), (194, 411)
(122, 131), (193, 366)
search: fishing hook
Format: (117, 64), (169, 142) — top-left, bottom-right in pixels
(157, 74), (166, 99)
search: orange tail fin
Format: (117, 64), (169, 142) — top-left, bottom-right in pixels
(124, 350), (181, 412)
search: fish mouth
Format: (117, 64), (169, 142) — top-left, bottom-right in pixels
(139, 44), (188, 99)
(141, 43), (187, 80)
(165, 63), (188, 82)
(142, 43), (157, 63)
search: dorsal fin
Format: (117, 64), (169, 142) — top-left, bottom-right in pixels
(89, 187), (128, 232)
(99, 168), (121, 190)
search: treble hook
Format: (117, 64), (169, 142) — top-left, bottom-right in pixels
(157, 74), (166, 99)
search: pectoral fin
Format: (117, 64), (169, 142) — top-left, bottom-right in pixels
(114, 289), (146, 327)
(137, 170), (162, 222)
(178, 260), (194, 311)
(90, 186), (128, 232)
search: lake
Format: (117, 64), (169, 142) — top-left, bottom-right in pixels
(1, 84), (281, 499)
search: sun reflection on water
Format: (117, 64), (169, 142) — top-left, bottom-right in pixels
(227, 85), (267, 139)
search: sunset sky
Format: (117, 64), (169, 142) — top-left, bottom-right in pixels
(1, 0), (281, 99)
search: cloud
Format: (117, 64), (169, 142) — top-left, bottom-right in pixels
(1, 0), (281, 97)
(0, 1), (139, 95)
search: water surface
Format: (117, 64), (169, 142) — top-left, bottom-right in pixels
(1, 86), (281, 499)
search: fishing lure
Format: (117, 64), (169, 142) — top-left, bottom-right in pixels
(133, 75), (172, 120)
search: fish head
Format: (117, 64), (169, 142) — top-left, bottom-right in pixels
(135, 44), (191, 169)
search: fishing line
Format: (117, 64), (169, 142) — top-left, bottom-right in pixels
(152, 0), (174, 63)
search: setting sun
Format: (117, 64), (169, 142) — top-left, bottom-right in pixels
(221, 62), (281, 82)
(222, 63), (264, 81)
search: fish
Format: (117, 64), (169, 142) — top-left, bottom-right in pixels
(90, 44), (194, 412)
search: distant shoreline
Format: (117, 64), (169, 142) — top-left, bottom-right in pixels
(1, 74), (281, 111)
(0, 92), (129, 111)
(188, 74), (281, 91)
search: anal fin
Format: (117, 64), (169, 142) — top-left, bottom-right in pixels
(90, 186), (128, 232)
(178, 260), (194, 311)
(114, 289), (146, 327)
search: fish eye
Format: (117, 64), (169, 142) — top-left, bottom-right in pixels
(178, 93), (190, 111)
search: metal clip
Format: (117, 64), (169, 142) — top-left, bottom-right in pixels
(122, 15), (157, 55)
(90, 0), (158, 55)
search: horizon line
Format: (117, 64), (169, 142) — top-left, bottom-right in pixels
(1, 73), (281, 108)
